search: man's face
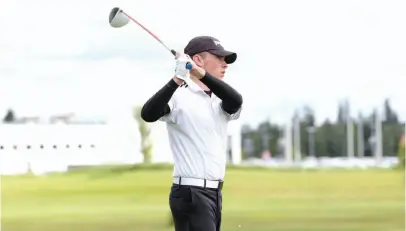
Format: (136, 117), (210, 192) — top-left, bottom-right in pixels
(193, 52), (228, 79)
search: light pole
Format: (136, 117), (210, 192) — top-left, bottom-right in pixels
(357, 112), (364, 158)
(307, 126), (316, 158)
(293, 115), (301, 162)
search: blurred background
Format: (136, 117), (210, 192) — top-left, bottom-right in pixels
(1, 0), (405, 231)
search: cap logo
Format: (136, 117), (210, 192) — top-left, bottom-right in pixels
(213, 39), (221, 46)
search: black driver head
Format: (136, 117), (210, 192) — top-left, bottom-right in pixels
(109, 7), (120, 24)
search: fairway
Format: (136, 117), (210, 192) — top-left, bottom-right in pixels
(1, 166), (404, 231)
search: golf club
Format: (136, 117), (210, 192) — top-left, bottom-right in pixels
(109, 7), (192, 70)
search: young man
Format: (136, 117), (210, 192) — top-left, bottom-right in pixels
(141, 36), (243, 231)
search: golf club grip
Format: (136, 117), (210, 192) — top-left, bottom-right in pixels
(171, 49), (192, 70)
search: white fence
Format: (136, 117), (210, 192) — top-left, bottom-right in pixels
(242, 156), (399, 169)
(0, 121), (242, 175)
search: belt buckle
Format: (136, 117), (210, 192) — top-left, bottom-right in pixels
(218, 181), (224, 190)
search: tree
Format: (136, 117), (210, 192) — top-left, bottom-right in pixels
(299, 105), (316, 157)
(383, 98), (398, 124)
(133, 106), (153, 164)
(361, 118), (374, 157)
(336, 102), (347, 124)
(240, 119), (283, 158)
(302, 106), (316, 126)
(241, 124), (255, 159)
(257, 120), (282, 155)
(3, 109), (16, 123)
(382, 123), (405, 156)
(316, 119), (343, 157)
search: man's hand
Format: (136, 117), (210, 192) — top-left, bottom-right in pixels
(174, 53), (206, 80)
(173, 54), (191, 83)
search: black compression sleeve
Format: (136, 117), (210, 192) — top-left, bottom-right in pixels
(199, 72), (243, 114)
(140, 79), (180, 122)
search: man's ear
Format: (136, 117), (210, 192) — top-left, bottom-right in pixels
(192, 55), (204, 67)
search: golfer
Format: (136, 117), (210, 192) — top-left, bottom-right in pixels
(141, 36), (243, 231)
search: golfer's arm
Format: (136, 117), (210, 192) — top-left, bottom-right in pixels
(141, 79), (179, 122)
(199, 72), (243, 114)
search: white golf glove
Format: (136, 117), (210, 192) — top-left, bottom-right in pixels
(174, 54), (191, 81)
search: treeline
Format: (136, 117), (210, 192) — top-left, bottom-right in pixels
(241, 99), (405, 159)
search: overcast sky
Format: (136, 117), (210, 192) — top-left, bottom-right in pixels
(1, 0), (405, 126)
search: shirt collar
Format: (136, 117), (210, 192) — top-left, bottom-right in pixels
(183, 78), (216, 98)
(184, 78), (203, 93)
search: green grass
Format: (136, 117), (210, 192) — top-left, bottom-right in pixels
(1, 165), (404, 231)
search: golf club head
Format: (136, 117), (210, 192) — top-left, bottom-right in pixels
(109, 7), (130, 28)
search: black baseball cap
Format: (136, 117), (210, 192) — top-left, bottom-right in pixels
(184, 36), (237, 64)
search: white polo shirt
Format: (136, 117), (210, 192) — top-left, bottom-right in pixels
(159, 78), (242, 181)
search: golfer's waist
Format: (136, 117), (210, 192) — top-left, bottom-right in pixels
(173, 177), (224, 189)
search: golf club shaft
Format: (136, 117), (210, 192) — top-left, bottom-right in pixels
(121, 11), (177, 56)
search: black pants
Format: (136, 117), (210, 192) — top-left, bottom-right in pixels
(169, 183), (222, 231)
